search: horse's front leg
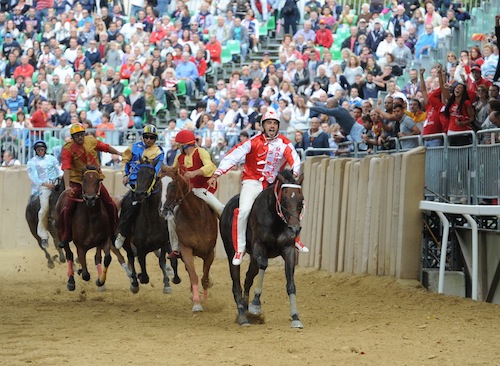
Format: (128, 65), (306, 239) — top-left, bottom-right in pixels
(201, 249), (215, 300)
(180, 247), (202, 312)
(111, 245), (132, 278)
(126, 244), (139, 293)
(283, 247), (303, 329)
(96, 243), (112, 289)
(76, 245), (90, 282)
(137, 250), (149, 284)
(158, 247), (172, 294)
(64, 245), (76, 291)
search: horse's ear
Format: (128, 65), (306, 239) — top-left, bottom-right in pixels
(161, 166), (176, 178)
(296, 173), (304, 186)
(276, 173), (286, 184)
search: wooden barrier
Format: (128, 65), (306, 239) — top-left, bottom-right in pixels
(0, 149), (425, 280)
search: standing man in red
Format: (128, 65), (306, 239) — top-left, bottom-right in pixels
(208, 110), (308, 266)
(58, 123), (123, 248)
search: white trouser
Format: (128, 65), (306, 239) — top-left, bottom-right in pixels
(192, 187), (225, 217)
(37, 186), (51, 240)
(167, 206), (179, 252)
(237, 180), (264, 253)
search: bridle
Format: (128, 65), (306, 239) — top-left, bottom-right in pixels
(167, 173), (192, 209)
(274, 183), (305, 224)
(82, 169), (102, 201)
(131, 164), (158, 198)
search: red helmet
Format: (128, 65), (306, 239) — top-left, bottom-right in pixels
(175, 130), (196, 145)
(261, 110), (280, 126)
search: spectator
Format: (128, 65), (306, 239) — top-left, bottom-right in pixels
(176, 51), (199, 100)
(281, 0), (300, 35)
(2, 150), (21, 166)
(414, 24), (438, 60)
(228, 17), (250, 62)
(303, 117), (330, 155)
(315, 19), (334, 49)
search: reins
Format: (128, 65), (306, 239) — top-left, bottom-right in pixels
(274, 183), (305, 224)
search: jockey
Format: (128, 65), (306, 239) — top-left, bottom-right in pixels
(27, 140), (63, 248)
(58, 123), (123, 248)
(114, 125), (165, 249)
(167, 129), (225, 259)
(208, 110), (309, 266)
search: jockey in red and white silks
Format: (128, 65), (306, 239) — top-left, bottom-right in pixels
(208, 110), (308, 266)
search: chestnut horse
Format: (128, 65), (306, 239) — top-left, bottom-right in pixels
(25, 179), (66, 268)
(120, 158), (181, 294)
(220, 170), (305, 328)
(160, 167), (218, 312)
(55, 165), (114, 291)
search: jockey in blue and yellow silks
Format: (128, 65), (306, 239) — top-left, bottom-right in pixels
(115, 125), (165, 249)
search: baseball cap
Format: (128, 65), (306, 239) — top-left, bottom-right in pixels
(373, 19), (382, 25)
(471, 65), (481, 72)
(319, 19), (326, 24)
(358, 18), (367, 23)
(5, 33), (12, 38)
(263, 51), (270, 56)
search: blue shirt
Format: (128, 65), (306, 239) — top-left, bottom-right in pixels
(5, 95), (25, 112)
(124, 141), (165, 185)
(175, 61), (199, 81)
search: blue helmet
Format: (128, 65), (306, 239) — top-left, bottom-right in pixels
(33, 140), (47, 150)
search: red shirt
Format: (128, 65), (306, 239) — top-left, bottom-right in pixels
(30, 109), (50, 128)
(315, 29), (333, 49)
(119, 64), (134, 79)
(423, 88), (444, 135)
(13, 64), (35, 79)
(206, 41), (222, 64)
(447, 100), (472, 132)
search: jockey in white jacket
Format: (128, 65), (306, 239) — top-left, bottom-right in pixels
(208, 110), (309, 265)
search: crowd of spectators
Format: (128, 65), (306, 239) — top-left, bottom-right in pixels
(0, 0), (498, 166)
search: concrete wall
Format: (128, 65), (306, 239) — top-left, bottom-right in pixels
(0, 149), (425, 281)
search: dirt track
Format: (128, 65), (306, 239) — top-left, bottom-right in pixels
(1, 247), (500, 365)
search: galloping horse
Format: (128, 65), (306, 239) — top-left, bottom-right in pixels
(160, 167), (218, 312)
(55, 165), (114, 291)
(25, 179), (66, 268)
(120, 157), (180, 294)
(220, 169), (305, 327)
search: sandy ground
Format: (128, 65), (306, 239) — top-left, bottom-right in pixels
(1, 247), (500, 366)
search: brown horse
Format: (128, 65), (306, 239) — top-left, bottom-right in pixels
(55, 165), (114, 291)
(25, 179), (66, 268)
(160, 167), (217, 312)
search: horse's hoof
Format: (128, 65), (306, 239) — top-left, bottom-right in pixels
(139, 275), (149, 284)
(163, 286), (172, 294)
(82, 272), (90, 281)
(95, 279), (105, 287)
(238, 315), (250, 326)
(97, 284), (106, 292)
(192, 303), (203, 312)
(291, 320), (304, 329)
(130, 285), (139, 294)
(172, 276), (181, 285)
(47, 261), (55, 269)
(248, 304), (262, 316)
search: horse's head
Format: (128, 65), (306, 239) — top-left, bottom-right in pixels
(82, 165), (102, 207)
(159, 166), (189, 219)
(134, 156), (160, 203)
(275, 169), (305, 239)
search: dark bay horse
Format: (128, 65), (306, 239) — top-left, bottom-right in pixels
(160, 167), (218, 312)
(220, 169), (305, 327)
(55, 165), (114, 291)
(25, 180), (66, 268)
(120, 158), (180, 294)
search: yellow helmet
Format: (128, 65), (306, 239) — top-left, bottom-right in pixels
(70, 123), (85, 135)
(142, 124), (158, 137)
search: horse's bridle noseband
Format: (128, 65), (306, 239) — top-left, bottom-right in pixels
(131, 164), (158, 198)
(274, 183), (305, 224)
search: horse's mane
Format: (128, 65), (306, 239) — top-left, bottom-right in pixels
(279, 169), (296, 184)
(85, 164), (99, 171)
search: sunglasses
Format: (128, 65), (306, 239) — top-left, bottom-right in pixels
(143, 134), (157, 140)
